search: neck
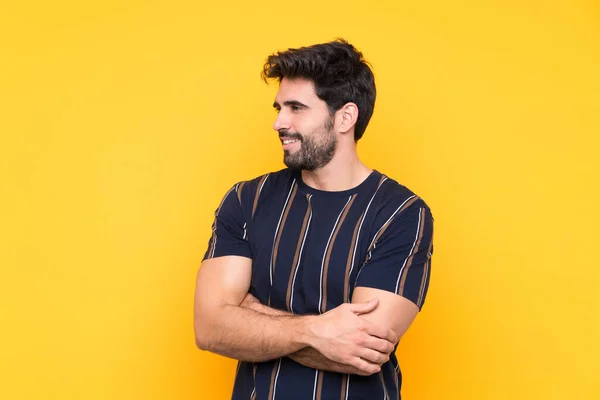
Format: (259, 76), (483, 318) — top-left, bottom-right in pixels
(300, 144), (372, 192)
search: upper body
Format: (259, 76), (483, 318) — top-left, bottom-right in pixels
(203, 167), (433, 399)
(194, 38), (435, 400)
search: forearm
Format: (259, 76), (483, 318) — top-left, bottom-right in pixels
(196, 303), (313, 362)
(241, 300), (362, 374)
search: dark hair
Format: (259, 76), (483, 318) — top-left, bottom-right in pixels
(261, 38), (376, 141)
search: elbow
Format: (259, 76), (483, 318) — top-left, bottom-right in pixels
(195, 336), (209, 351)
(195, 326), (214, 351)
(194, 313), (213, 351)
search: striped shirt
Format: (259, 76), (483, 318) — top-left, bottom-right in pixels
(203, 168), (434, 400)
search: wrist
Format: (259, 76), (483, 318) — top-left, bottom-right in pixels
(294, 315), (319, 348)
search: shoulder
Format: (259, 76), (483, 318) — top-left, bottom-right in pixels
(233, 168), (292, 198)
(223, 168), (294, 214)
(373, 172), (434, 224)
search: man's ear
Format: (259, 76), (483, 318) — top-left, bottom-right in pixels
(337, 102), (359, 134)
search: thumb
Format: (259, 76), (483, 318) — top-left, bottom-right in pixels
(348, 298), (379, 315)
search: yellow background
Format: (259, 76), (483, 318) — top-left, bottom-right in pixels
(1, 0), (599, 398)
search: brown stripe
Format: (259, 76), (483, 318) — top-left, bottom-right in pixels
(416, 239), (434, 306)
(207, 221), (217, 259)
(251, 363), (258, 400)
(268, 183), (297, 306)
(272, 184), (297, 276)
(315, 370), (325, 400)
(341, 174), (388, 301)
(379, 371), (390, 400)
(398, 208), (426, 295)
(207, 187), (236, 258)
(252, 174), (269, 219)
(344, 210), (364, 302)
(321, 195), (356, 313)
(267, 359), (280, 400)
(286, 194), (312, 311)
(366, 196), (420, 256)
(340, 374), (348, 400)
(237, 181), (246, 204)
(376, 174), (387, 188)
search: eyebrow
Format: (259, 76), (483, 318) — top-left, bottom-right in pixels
(273, 100), (310, 109)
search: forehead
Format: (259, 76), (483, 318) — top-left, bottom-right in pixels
(275, 77), (319, 104)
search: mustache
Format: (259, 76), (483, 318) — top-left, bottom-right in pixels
(278, 130), (303, 141)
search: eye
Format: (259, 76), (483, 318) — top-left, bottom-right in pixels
(291, 105), (301, 112)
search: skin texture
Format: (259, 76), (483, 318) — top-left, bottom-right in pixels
(194, 256), (397, 373)
(194, 77), (421, 375)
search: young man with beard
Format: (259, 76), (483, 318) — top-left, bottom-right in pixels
(194, 38), (434, 399)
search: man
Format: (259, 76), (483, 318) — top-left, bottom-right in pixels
(194, 38), (434, 399)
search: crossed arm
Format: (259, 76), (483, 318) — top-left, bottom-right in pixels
(193, 255), (420, 375)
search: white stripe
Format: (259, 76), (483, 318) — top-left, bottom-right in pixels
(418, 258), (429, 307)
(272, 359), (282, 400)
(258, 173), (270, 196)
(290, 195), (312, 313)
(209, 186), (236, 258)
(269, 179), (296, 285)
(345, 375), (350, 400)
(367, 195), (416, 252)
(318, 196), (353, 313)
(312, 369), (319, 400)
(250, 362), (257, 398)
(394, 208), (423, 294)
(363, 195), (417, 264)
(348, 177), (388, 289)
(354, 196), (418, 285)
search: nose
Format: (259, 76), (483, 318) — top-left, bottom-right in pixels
(272, 110), (290, 132)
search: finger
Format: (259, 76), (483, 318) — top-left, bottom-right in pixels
(347, 298), (378, 315)
(357, 348), (389, 365)
(364, 336), (395, 354)
(351, 357), (381, 376)
(364, 324), (398, 344)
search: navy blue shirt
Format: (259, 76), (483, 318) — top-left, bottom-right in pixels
(203, 168), (434, 400)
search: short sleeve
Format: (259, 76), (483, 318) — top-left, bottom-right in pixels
(355, 201), (434, 310)
(202, 184), (252, 261)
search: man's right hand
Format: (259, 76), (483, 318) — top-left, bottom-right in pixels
(308, 298), (398, 375)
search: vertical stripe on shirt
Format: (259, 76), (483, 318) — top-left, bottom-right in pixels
(379, 371), (390, 400)
(252, 173), (270, 219)
(237, 181), (246, 204)
(319, 195), (356, 314)
(397, 207), (425, 295)
(393, 361), (400, 394)
(417, 240), (433, 307)
(344, 176), (388, 298)
(344, 212), (363, 303)
(340, 374), (348, 400)
(267, 359), (281, 400)
(251, 363), (258, 400)
(207, 185), (236, 259)
(286, 194), (313, 312)
(344, 375), (350, 400)
(315, 370), (325, 400)
(364, 195), (418, 263)
(269, 179), (297, 288)
(311, 369), (319, 400)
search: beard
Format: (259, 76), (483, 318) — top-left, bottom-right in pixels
(281, 116), (337, 171)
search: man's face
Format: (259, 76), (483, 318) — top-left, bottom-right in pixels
(272, 77), (337, 171)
